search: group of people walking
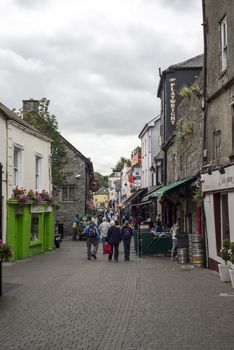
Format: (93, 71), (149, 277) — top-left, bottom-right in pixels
(82, 217), (133, 262)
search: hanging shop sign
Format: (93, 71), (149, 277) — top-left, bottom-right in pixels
(202, 164), (234, 192)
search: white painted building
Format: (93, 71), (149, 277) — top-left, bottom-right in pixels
(138, 115), (161, 189)
(121, 163), (131, 201)
(0, 103), (52, 242)
(202, 166), (234, 267)
(108, 171), (121, 204)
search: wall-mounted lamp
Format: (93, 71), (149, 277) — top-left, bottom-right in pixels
(208, 168), (212, 175)
(219, 166), (225, 175)
(75, 174), (81, 178)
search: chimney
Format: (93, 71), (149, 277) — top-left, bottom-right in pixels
(22, 99), (39, 113)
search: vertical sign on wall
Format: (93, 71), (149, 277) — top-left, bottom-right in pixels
(169, 77), (176, 125)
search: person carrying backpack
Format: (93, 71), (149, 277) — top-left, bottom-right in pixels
(121, 221), (133, 261)
(83, 220), (100, 260)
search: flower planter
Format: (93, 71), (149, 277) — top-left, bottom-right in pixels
(218, 264), (231, 282)
(229, 269), (234, 288)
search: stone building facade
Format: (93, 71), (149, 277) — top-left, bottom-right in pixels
(164, 72), (204, 232)
(201, 0), (234, 270)
(55, 136), (94, 236)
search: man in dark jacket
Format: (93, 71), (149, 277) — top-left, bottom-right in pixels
(106, 220), (122, 262)
(121, 221), (133, 261)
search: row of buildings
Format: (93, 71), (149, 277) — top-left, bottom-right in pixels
(108, 0), (234, 271)
(0, 99), (94, 260)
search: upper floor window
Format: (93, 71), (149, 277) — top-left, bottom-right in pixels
(213, 130), (221, 159)
(14, 145), (23, 187)
(61, 186), (75, 202)
(220, 16), (227, 72)
(35, 155), (43, 191)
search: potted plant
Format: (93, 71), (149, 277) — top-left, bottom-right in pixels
(218, 239), (231, 282)
(0, 241), (13, 296)
(229, 242), (234, 288)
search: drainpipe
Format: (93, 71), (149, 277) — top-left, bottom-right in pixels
(202, 0), (208, 163)
(0, 163), (2, 242)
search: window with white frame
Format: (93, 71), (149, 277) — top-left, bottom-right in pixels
(220, 16), (227, 72)
(213, 130), (221, 159)
(14, 145), (23, 187)
(35, 155), (43, 191)
(61, 186), (75, 202)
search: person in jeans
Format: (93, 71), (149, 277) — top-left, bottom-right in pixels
(170, 218), (181, 260)
(106, 220), (122, 262)
(99, 217), (110, 254)
(121, 221), (133, 261)
(83, 220), (100, 260)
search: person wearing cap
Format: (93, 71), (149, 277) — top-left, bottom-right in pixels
(99, 217), (110, 254)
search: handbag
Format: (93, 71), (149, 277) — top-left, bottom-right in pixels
(104, 242), (112, 255)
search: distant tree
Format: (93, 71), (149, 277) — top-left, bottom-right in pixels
(15, 98), (68, 190)
(94, 172), (108, 190)
(113, 157), (131, 172)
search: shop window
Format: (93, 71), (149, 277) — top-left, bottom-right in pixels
(35, 154), (43, 191)
(156, 159), (163, 185)
(213, 130), (221, 159)
(220, 16), (227, 72)
(61, 186), (75, 202)
(213, 193), (230, 255)
(14, 145), (23, 187)
(221, 193), (230, 241)
(31, 214), (39, 241)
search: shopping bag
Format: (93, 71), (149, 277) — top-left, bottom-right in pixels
(104, 243), (112, 255)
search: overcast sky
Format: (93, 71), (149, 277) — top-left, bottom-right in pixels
(0, 0), (203, 175)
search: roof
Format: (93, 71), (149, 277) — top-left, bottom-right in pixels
(94, 187), (109, 196)
(138, 114), (161, 139)
(60, 134), (93, 169)
(0, 102), (51, 142)
(169, 54), (203, 69)
(157, 54), (204, 97)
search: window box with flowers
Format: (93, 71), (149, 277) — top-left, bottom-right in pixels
(10, 187), (54, 205)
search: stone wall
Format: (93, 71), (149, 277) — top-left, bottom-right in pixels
(55, 144), (88, 236)
(167, 72), (204, 183)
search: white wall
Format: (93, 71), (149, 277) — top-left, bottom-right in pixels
(7, 120), (52, 199)
(0, 115), (7, 242)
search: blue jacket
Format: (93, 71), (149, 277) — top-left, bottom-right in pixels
(83, 225), (100, 239)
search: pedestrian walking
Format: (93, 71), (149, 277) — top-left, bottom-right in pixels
(83, 220), (100, 260)
(99, 217), (110, 254)
(170, 218), (181, 260)
(106, 220), (122, 262)
(121, 221), (133, 261)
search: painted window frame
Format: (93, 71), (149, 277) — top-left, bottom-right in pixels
(35, 153), (43, 191)
(13, 144), (24, 187)
(220, 16), (227, 72)
(213, 129), (221, 160)
(61, 186), (75, 202)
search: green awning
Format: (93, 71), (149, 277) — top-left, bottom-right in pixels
(150, 176), (196, 198)
(141, 185), (162, 203)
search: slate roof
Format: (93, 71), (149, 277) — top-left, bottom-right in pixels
(0, 102), (51, 142)
(169, 54), (203, 69)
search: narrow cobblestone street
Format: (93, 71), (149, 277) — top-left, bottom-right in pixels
(0, 240), (233, 350)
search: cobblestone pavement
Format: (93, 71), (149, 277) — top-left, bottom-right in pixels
(0, 239), (233, 350)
